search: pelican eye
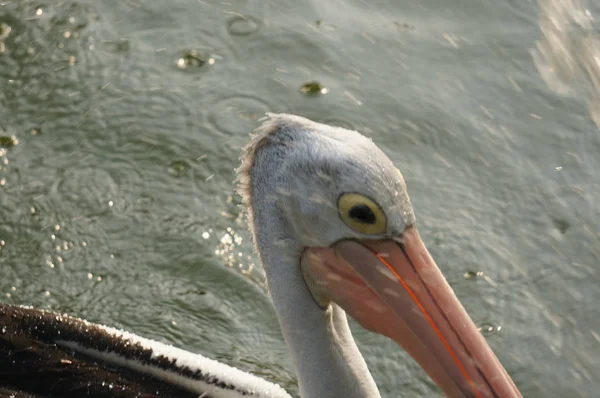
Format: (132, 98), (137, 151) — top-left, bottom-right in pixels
(338, 193), (386, 235)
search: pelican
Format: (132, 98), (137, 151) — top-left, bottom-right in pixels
(0, 113), (522, 398)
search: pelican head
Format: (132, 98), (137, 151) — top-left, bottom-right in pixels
(238, 113), (521, 398)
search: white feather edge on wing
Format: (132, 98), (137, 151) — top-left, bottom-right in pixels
(57, 324), (292, 398)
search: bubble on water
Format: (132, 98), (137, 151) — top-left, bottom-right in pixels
(169, 160), (190, 177)
(227, 15), (260, 36)
(477, 321), (502, 336)
(463, 270), (484, 280)
(300, 81), (328, 95)
(552, 218), (570, 234)
(176, 50), (214, 69)
(0, 135), (18, 148)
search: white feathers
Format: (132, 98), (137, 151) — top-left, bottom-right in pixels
(58, 325), (292, 398)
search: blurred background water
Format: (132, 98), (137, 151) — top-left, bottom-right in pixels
(1, 0), (599, 396)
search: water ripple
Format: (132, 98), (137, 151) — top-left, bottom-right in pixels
(227, 15), (261, 37)
(208, 94), (272, 136)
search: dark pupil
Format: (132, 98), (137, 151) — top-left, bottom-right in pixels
(349, 205), (376, 224)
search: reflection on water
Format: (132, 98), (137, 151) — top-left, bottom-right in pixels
(533, 0), (600, 126)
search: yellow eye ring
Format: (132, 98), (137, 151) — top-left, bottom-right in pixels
(337, 193), (387, 235)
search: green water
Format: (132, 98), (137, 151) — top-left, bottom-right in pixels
(1, 1), (599, 397)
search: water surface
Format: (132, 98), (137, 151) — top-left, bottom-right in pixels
(1, 0), (599, 396)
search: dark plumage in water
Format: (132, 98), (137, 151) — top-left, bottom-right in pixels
(0, 304), (198, 398)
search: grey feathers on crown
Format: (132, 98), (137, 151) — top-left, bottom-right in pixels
(236, 113), (352, 250)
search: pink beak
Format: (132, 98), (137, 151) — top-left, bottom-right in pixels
(301, 227), (522, 398)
